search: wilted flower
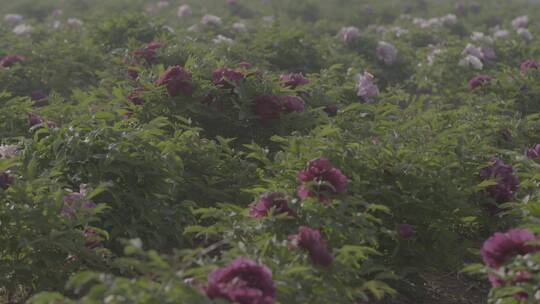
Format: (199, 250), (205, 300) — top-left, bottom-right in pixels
(155, 66), (193, 97)
(127, 67), (139, 80)
(4, 14), (23, 26)
(282, 96), (305, 113)
(201, 14), (222, 27)
(355, 72), (380, 103)
(289, 226), (333, 267)
(253, 95), (283, 126)
(28, 113), (56, 129)
(0, 172), (15, 190)
(0, 145), (18, 159)
(212, 67), (246, 87)
(177, 4), (192, 17)
(13, 24), (32, 36)
(517, 28), (533, 42)
(232, 22), (247, 33)
(0, 55), (25, 68)
(398, 224), (414, 238)
(479, 157), (519, 203)
(526, 144), (540, 158)
(61, 184), (97, 218)
(324, 105), (338, 116)
(376, 41), (398, 65)
(481, 229), (539, 268)
(205, 257), (276, 304)
(249, 192), (295, 218)
(280, 73), (309, 88)
(468, 74), (493, 90)
(213, 35), (234, 44)
(127, 88), (145, 105)
(83, 227), (102, 249)
(512, 15), (529, 30)
(520, 59), (539, 75)
(134, 42), (163, 64)
(337, 26), (360, 43)
(66, 18), (83, 27)
(297, 157), (348, 202)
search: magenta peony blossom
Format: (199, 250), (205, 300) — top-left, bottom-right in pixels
(289, 226), (333, 267)
(468, 74), (493, 90)
(481, 229), (540, 268)
(376, 41), (398, 65)
(527, 144), (540, 159)
(127, 67), (139, 80)
(134, 42), (163, 65)
(356, 72), (380, 103)
(282, 96), (305, 113)
(297, 157), (348, 203)
(338, 26), (360, 43)
(0, 172), (15, 190)
(61, 184), (97, 218)
(279, 73), (309, 88)
(520, 59), (539, 75)
(0, 55), (25, 68)
(253, 95), (283, 126)
(249, 192), (295, 218)
(155, 66), (193, 97)
(205, 257), (276, 304)
(479, 157), (519, 203)
(398, 224), (414, 238)
(212, 67), (246, 87)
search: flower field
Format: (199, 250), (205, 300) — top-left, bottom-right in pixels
(3, 0), (540, 303)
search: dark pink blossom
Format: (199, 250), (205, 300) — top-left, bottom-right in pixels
(83, 227), (102, 249)
(212, 67), (246, 87)
(279, 73), (309, 88)
(249, 192), (295, 218)
(520, 59), (539, 75)
(0, 55), (25, 68)
(526, 144), (540, 159)
(61, 184), (97, 218)
(282, 96), (305, 113)
(253, 95), (283, 126)
(481, 229), (540, 268)
(155, 66), (193, 97)
(398, 224), (414, 238)
(468, 74), (493, 90)
(479, 157), (519, 203)
(297, 157), (348, 203)
(289, 226), (333, 267)
(205, 257), (276, 304)
(324, 105), (338, 116)
(0, 172), (15, 190)
(28, 113), (56, 129)
(127, 67), (139, 80)
(134, 42), (163, 64)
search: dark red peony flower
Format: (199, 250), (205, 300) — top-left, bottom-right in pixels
(205, 257), (276, 304)
(249, 192), (295, 218)
(134, 42), (163, 65)
(127, 67), (139, 80)
(468, 74), (493, 90)
(253, 95), (283, 126)
(0, 172), (15, 190)
(520, 59), (538, 75)
(324, 105), (338, 116)
(297, 157), (348, 203)
(481, 229), (540, 268)
(212, 67), (246, 87)
(155, 66), (193, 97)
(0, 55), (25, 68)
(479, 157), (519, 203)
(397, 224), (414, 238)
(280, 73), (309, 89)
(28, 113), (56, 129)
(289, 226), (333, 267)
(282, 96), (305, 113)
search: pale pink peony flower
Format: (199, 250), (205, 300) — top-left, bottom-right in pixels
(376, 41), (398, 65)
(13, 24), (33, 36)
(232, 22), (247, 33)
(4, 14), (23, 26)
(0, 145), (18, 159)
(459, 55), (483, 70)
(512, 15), (529, 30)
(338, 26), (360, 43)
(517, 28), (533, 42)
(201, 14), (222, 27)
(355, 72), (380, 103)
(66, 18), (83, 27)
(177, 4), (192, 17)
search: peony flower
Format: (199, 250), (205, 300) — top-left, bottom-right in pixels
(205, 257), (276, 304)
(297, 157), (348, 202)
(468, 74), (492, 90)
(324, 105), (338, 116)
(134, 42), (163, 65)
(479, 157), (519, 203)
(52, 9), (63, 18)
(177, 4), (192, 17)
(459, 55), (483, 70)
(4, 14), (23, 26)
(213, 67), (245, 87)
(28, 113), (56, 129)
(157, 1), (170, 9)
(61, 184), (97, 218)
(83, 227), (102, 249)
(481, 229), (539, 268)
(201, 14), (222, 27)
(232, 22), (247, 33)
(289, 226), (333, 267)
(253, 95), (283, 126)
(127, 67), (139, 80)
(155, 66), (193, 97)
(493, 29), (510, 39)
(66, 18), (83, 27)
(398, 224), (414, 238)
(249, 192), (295, 218)
(462, 43), (484, 60)
(127, 88), (145, 105)
(512, 15), (529, 30)
(281, 96), (305, 113)
(213, 35), (234, 44)
(0, 145), (18, 159)
(481, 46), (496, 61)
(337, 26), (360, 43)
(0, 55), (25, 68)
(440, 14), (457, 26)
(13, 24), (32, 36)
(0, 172), (15, 190)
(376, 41), (398, 65)
(279, 73), (309, 88)
(526, 144), (540, 159)
(520, 59), (539, 75)
(355, 72), (380, 103)
(517, 28), (533, 42)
